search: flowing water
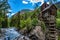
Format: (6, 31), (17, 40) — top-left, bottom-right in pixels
(0, 28), (30, 40)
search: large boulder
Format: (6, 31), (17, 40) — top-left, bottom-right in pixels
(29, 26), (45, 40)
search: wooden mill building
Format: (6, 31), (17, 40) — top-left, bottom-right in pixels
(40, 3), (58, 40)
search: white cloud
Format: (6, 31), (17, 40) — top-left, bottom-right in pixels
(6, 12), (15, 18)
(11, 13), (15, 16)
(6, 13), (10, 16)
(47, 2), (49, 4)
(8, 9), (12, 12)
(28, 0), (44, 5)
(22, 1), (28, 4)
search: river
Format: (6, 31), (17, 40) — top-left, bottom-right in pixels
(0, 27), (30, 40)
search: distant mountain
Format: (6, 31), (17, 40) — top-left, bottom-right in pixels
(11, 9), (33, 17)
(20, 9), (33, 14)
(21, 9), (33, 12)
(55, 2), (60, 9)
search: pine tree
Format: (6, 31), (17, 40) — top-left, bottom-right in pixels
(0, 0), (10, 28)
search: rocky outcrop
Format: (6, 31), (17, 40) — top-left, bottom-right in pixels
(0, 26), (45, 40)
(18, 26), (45, 40)
(29, 26), (45, 40)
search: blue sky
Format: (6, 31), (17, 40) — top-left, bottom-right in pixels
(7, 0), (60, 17)
(7, 0), (44, 17)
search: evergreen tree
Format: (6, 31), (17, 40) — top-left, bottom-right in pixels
(0, 0), (10, 28)
(49, 0), (57, 4)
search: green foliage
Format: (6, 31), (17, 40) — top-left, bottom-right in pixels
(32, 18), (38, 26)
(57, 10), (60, 18)
(0, 0), (10, 28)
(56, 10), (60, 29)
(58, 35), (60, 40)
(20, 18), (32, 29)
(41, 21), (46, 32)
(20, 20), (26, 29)
(56, 18), (60, 29)
(10, 6), (41, 29)
(25, 18), (32, 30)
(20, 17), (38, 30)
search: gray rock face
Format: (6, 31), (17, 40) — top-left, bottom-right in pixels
(29, 26), (45, 40)
(17, 36), (31, 40)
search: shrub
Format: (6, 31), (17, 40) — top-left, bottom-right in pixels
(32, 18), (38, 26)
(56, 18), (60, 29)
(41, 21), (46, 32)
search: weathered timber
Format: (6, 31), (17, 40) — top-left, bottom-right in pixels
(39, 3), (58, 40)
